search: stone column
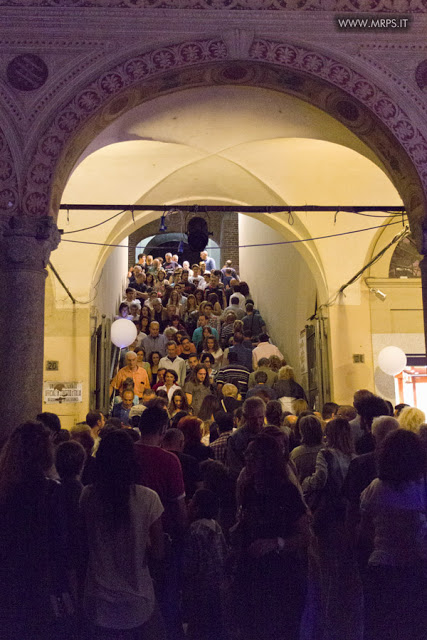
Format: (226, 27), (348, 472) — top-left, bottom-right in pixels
(0, 215), (60, 440)
(419, 255), (427, 356)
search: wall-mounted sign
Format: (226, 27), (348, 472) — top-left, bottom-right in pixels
(7, 54), (48, 91)
(44, 382), (82, 404)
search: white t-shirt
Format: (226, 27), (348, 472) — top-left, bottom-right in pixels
(156, 383), (181, 401)
(360, 477), (427, 567)
(230, 291), (246, 310)
(81, 484), (163, 629)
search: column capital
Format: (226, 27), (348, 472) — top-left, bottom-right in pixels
(0, 214), (60, 272)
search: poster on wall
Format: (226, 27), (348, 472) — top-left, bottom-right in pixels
(44, 382), (83, 404)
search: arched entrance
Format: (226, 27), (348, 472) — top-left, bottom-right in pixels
(135, 233), (221, 268)
(1, 37), (426, 434)
(19, 41), (426, 241)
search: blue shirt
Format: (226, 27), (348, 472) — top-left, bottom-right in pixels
(192, 326), (219, 346)
(111, 402), (131, 426)
(229, 343), (253, 372)
(205, 256), (216, 272)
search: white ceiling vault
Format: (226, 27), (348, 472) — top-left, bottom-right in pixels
(58, 84), (402, 304)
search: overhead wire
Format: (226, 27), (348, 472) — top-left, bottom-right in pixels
(56, 209), (409, 306)
(307, 225), (410, 320)
(60, 207), (406, 236)
(61, 218), (406, 250)
(61, 209), (128, 234)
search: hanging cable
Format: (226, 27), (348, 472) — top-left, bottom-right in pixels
(339, 225), (409, 294)
(61, 209), (128, 234)
(48, 262), (76, 304)
(307, 225), (410, 320)
(47, 262), (105, 305)
(62, 219), (404, 250)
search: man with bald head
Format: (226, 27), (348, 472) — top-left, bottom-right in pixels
(200, 250), (215, 272)
(109, 350), (149, 400)
(141, 321), (168, 358)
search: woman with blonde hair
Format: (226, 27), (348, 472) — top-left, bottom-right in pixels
(220, 383), (242, 414)
(398, 406), (425, 433)
(233, 319), (244, 334)
(292, 398), (308, 417)
(273, 366), (307, 413)
(223, 383), (238, 398)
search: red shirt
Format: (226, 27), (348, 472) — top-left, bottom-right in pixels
(134, 444), (185, 534)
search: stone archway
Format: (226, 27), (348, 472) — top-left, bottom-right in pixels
(18, 37), (427, 247)
(2, 35), (427, 435)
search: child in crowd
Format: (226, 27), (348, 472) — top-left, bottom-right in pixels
(183, 489), (228, 640)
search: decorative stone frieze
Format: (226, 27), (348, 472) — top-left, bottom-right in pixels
(18, 37), (427, 244)
(0, 0), (423, 11)
(0, 129), (19, 215)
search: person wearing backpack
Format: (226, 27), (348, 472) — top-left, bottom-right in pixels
(302, 417), (361, 640)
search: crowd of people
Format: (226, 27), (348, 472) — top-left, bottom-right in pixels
(0, 250), (426, 640)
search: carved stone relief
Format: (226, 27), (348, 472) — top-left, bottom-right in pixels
(17, 37), (427, 247)
(0, 129), (19, 215)
(0, 0), (423, 10)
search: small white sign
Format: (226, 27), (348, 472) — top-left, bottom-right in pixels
(44, 382), (83, 404)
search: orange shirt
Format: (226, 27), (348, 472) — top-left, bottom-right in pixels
(111, 365), (149, 398)
(176, 343), (197, 356)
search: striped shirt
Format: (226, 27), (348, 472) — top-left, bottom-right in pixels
(215, 364), (250, 397)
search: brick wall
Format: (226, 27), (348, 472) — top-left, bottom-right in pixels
(220, 212), (239, 272)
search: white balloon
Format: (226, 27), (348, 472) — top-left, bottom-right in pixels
(110, 318), (137, 348)
(378, 346), (407, 376)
